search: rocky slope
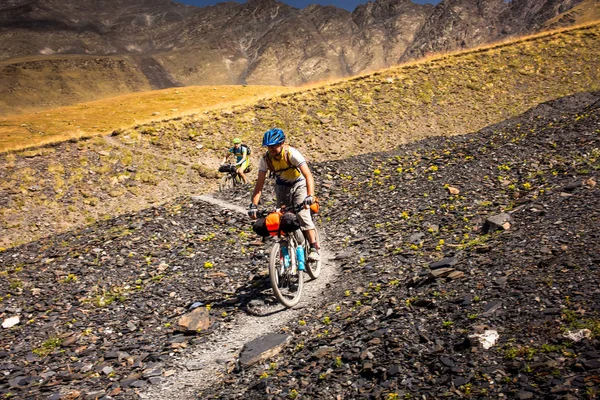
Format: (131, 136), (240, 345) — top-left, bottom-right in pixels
(0, 92), (598, 399)
(197, 92), (600, 399)
(0, 0), (587, 92)
(542, 0), (600, 29)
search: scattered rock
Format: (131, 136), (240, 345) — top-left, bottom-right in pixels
(430, 268), (455, 278)
(482, 301), (503, 316)
(312, 346), (336, 359)
(2, 316), (20, 329)
(482, 213), (512, 233)
(563, 329), (592, 342)
(429, 257), (458, 270)
(448, 186), (460, 195)
(239, 334), (291, 368)
(447, 270), (465, 280)
(177, 307), (211, 332)
(469, 330), (499, 349)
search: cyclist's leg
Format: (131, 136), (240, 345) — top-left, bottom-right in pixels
(287, 183), (321, 269)
(291, 183), (317, 244)
(238, 159), (249, 184)
(237, 171), (246, 184)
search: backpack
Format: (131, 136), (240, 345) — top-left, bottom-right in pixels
(241, 144), (251, 156)
(263, 144), (298, 173)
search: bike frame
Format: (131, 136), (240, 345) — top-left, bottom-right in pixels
(278, 228), (306, 273)
(259, 204), (319, 308)
(219, 164), (242, 191)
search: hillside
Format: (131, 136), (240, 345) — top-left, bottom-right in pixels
(0, 22), (598, 250)
(202, 91), (600, 400)
(0, 91), (597, 399)
(0, 55), (153, 116)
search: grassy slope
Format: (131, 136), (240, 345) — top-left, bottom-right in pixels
(0, 23), (598, 250)
(0, 55), (152, 116)
(0, 85), (293, 152)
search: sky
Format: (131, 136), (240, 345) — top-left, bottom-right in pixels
(177, 1), (438, 12)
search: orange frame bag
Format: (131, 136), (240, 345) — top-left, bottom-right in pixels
(265, 211), (283, 236)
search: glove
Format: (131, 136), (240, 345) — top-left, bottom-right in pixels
(303, 195), (314, 206)
(247, 203), (258, 219)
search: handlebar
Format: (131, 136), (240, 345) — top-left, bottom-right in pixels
(219, 163), (238, 173)
(254, 203), (306, 218)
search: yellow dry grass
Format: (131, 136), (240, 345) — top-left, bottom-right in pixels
(0, 85), (292, 153)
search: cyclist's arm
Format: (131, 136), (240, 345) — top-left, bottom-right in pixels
(222, 153), (230, 164)
(298, 163), (315, 197)
(235, 149), (247, 166)
(251, 170), (267, 205)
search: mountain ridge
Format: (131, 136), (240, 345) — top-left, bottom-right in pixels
(0, 0), (589, 93)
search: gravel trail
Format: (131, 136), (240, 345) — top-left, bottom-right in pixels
(144, 195), (338, 399)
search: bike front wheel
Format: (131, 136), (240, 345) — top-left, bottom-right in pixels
(305, 225), (322, 280)
(219, 175), (233, 192)
(269, 242), (304, 308)
(233, 173), (243, 187)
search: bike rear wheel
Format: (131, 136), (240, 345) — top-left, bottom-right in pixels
(305, 225), (322, 279)
(269, 242), (303, 308)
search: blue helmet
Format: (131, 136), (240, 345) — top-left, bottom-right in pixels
(262, 128), (286, 146)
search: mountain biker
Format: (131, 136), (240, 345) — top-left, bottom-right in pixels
(248, 128), (320, 261)
(222, 138), (250, 184)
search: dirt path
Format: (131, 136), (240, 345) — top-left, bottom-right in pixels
(143, 195), (338, 399)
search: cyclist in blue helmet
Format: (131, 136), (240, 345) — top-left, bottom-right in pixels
(248, 128), (320, 261)
(262, 128), (286, 146)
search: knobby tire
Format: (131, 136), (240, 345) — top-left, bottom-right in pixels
(305, 225), (322, 280)
(219, 175), (233, 192)
(269, 242), (303, 308)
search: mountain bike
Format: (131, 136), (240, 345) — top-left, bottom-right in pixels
(255, 205), (321, 308)
(218, 164), (242, 192)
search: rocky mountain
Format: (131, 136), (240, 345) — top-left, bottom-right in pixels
(0, 0), (194, 57)
(402, 0), (585, 60)
(0, 0), (588, 94)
